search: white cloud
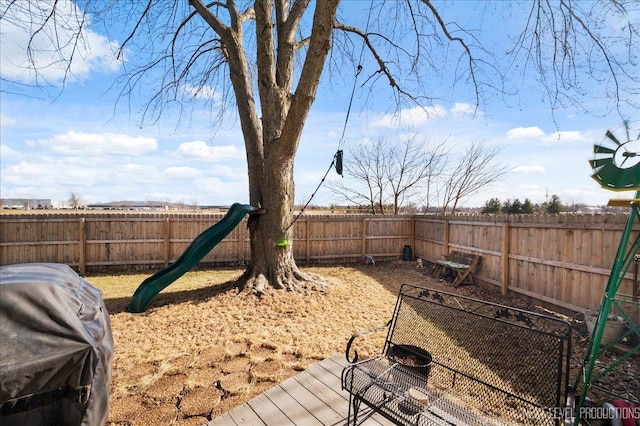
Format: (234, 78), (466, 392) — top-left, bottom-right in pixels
(450, 102), (481, 118)
(4, 157), (161, 186)
(1, 155), (167, 201)
(117, 163), (160, 183)
(371, 105), (447, 128)
(296, 170), (335, 186)
(513, 165), (545, 173)
(193, 176), (249, 201)
(34, 131), (157, 156)
(164, 166), (201, 179)
(3, 158), (105, 187)
(540, 131), (587, 145)
(0, 144), (21, 161)
(176, 141), (243, 161)
(520, 184), (542, 191)
(506, 126), (545, 140)
(182, 84), (221, 101)
(0, 114), (17, 127)
(0, 1), (122, 85)
(563, 188), (599, 200)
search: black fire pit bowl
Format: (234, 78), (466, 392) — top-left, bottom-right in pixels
(388, 344), (432, 379)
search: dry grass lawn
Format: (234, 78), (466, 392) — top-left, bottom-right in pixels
(87, 261), (629, 426)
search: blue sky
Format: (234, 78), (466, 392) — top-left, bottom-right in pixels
(1, 1), (638, 208)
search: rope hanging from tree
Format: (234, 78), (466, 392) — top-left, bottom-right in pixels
(283, 64), (362, 234)
(283, 9), (372, 235)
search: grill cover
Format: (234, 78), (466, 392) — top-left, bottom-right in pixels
(0, 263), (113, 426)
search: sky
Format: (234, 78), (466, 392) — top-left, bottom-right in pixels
(1, 1), (639, 209)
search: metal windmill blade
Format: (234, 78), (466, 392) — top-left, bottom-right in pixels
(590, 121), (640, 191)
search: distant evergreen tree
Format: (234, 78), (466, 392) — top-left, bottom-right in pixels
(510, 198), (523, 214)
(522, 198), (535, 214)
(544, 194), (564, 214)
(501, 199), (512, 214)
(481, 198), (502, 214)
(488, 197), (536, 214)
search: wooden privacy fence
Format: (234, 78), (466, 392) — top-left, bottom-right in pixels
(0, 213), (412, 272)
(1, 212), (638, 314)
(414, 213), (639, 316)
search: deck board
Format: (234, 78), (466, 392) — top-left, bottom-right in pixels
(262, 386), (323, 426)
(247, 393), (296, 426)
(224, 402), (263, 425)
(279, 371), (343, 425)
(209, 354), (394, 426)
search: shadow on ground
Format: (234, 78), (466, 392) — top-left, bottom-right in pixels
(103, 280), (239, 314)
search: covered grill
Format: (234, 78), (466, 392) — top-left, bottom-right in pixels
(0, 263), (114, 426)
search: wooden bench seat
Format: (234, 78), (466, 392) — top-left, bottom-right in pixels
(435, 250), (480, 287)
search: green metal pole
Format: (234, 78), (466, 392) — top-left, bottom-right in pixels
(574, 191), (640, 424)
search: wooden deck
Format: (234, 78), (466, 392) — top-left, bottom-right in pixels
(209, 354), (394, 426)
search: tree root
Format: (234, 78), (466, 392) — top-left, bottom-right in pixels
(238, 265), (327, 297)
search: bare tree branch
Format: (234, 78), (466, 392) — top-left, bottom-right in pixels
(118, 0), (152, 60)
(189, 0), (230, 37)
(333, 22), (419, 104)
(508, 0), (639, 120)
(439, 141), (510, 215)
(419, 0), (480, 113)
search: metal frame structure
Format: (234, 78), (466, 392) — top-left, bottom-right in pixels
(573, 193), (640, 424)
(342, 284), (573, 425)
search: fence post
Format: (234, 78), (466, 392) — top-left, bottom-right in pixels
(362, 217), (367, 259)
(443, 219), (450, 256)
(78, 217), (86, 274)
(410, 216), (415, 255)
(501, 221), (510, 295)
(305, 218), (310, 264)
(164, 217), (171, 267)
(239, 217), (245, 263)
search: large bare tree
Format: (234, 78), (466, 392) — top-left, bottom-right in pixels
(2, 1), (638, 293)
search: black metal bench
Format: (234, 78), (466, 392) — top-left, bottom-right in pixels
(341, 284), (573, 425)
(435, 251), (480, 287)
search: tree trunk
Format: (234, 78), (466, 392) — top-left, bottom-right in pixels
(235, 0), (339, 294)
(240, 153), (322, 295)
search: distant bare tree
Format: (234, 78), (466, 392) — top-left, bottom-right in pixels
(565, 198), (588, 213)
(68, 192), (83, 210)
(295, 191), (311, 212)
(388, 136), (448, 214)
(329, 138), (388, 214)
(439, 142), (509, 215)
(330, 136), (447, 214)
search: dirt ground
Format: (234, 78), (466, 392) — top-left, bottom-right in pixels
(87, 261), (638, 426)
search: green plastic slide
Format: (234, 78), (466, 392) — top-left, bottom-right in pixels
(128, 203), (257, 312)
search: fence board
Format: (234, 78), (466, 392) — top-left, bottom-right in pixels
(415, 213), (638, 313)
